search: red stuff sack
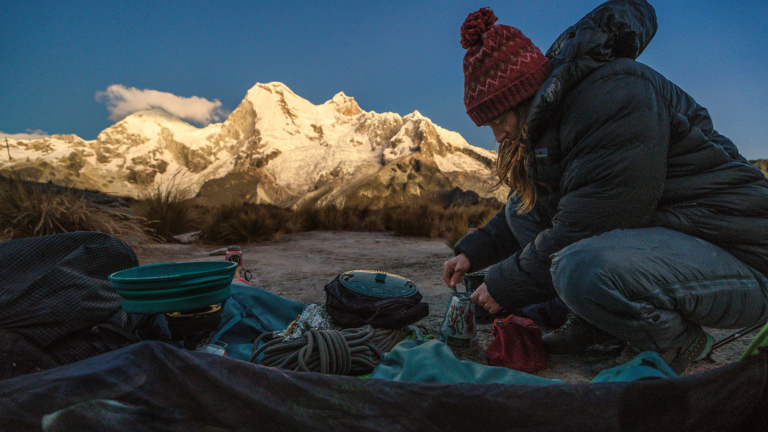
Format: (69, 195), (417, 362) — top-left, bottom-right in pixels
(485, 315), (545, 373)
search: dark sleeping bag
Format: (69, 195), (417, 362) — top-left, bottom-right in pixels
(0, 232), (154, 379)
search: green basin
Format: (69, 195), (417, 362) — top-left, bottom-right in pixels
(109, 261), (237, 314)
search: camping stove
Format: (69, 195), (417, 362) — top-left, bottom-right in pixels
(165, 304), (223, 350)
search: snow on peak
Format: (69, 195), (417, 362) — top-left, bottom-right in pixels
(6, 80), (505, 205)
(326, 91), (363, 116)
(122, 108), (183, 122)
(403, 110), (426, 122)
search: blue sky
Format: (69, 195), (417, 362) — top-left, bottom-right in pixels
(1, 0), (766, 160)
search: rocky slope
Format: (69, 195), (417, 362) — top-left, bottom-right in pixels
(2, 83), (506, 208)
(751, 159), (768, 178)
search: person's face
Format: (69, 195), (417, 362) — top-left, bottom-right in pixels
(486, 110), (522, 144)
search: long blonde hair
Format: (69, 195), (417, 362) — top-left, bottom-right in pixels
(494, 101), (536, 214)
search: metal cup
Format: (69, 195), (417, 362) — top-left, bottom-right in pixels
(462, 270), (487, 292)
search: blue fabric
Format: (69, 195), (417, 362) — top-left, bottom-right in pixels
(213, 282), (305, 360)
(591, 351), (678, 382)
(370, 340), (679, 386)
(370, 339), (561, 385)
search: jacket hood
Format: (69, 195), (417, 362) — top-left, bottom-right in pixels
(527, 0), (657, 138)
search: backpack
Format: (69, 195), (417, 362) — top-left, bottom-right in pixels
(324, 270), (429, 329)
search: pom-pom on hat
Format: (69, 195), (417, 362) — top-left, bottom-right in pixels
(461, 8), (551, 126)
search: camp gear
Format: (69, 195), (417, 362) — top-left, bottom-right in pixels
(324, 270), (429, 329)
(463, 270), (493, 324)
(462, 270), (486, 292)
(438, 287), (477, 349)
(462, 270), (516, 324)
(0, 232), (153, 379)
(373, 339), (676, 386)
(195, 339), (227, 356)
(209, 281), (305, 360)
(109, 261), (237, 314)
(711, 317), (768, 353)
(486, 315), (546, 373)
(165, 305), (224, 350)
(591, 351), (679, 382)
(542, 312), (619, 355)
(250, 325), (409, 376)
(225, 246), (243, 267)
(373, 338), (559, 385)
(279, 303), (332, 340)
(5, 341), (766, 431)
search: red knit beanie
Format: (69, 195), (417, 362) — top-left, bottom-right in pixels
(461, 8), (551, 126)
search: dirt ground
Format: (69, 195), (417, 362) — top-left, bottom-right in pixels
(135, 230), (755, 383)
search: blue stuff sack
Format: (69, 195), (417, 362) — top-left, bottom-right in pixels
(211, 282), (305, 361)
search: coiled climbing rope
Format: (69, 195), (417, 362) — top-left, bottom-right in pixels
(249, 325), (409, 376)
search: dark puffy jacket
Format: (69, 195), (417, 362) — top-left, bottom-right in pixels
(455, 0), (768, 310)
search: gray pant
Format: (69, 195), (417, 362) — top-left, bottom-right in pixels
(550, 227), (768, 352)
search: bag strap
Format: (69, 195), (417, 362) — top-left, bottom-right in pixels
(211, 310), (247, 341)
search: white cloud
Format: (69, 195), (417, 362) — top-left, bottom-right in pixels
(96, 84), (228, 125)
(0, 129), (49, 140)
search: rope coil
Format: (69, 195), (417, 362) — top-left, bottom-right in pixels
(249, 325), (408, 375)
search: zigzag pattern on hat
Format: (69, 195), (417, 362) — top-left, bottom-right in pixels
(461, 8), (550, 125)
(465, 51), (540, 100)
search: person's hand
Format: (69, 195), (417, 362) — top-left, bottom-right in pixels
(471, 283), (503, 314)
(443, 253), (470, 289)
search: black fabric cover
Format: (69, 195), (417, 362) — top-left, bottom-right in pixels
(325, 274), (429, 329)
(0, 341), (766, 431)
(455, 0), (768, 311)
(0, 232), (153, 379)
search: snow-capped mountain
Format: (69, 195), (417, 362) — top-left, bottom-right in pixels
(2, 82), (507, 207)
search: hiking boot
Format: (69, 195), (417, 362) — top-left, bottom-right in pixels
(660, 330), (714, 375)
(614, 330), (714, 375)
(542, 312), (620, 355)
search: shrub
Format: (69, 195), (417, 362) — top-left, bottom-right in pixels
(133, 176), (199, 241)
(466, 203), (500, 228)
(0, 176), (154, 245)
(316, 204), (349, 231)
(444, 211), (469, 250)
(202, 202), (290, 244)
(295, 205), (321, 231)
(358, 211), (385, 232)
(390, 203), (439, 237)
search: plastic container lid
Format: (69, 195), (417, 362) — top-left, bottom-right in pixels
(339, 270), (418, 298)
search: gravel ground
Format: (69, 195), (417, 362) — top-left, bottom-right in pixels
(135, 230), (757, 383)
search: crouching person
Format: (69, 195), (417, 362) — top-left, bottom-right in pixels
(443, 1), (768, 374)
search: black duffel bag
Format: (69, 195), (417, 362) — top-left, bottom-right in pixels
(324, 270), (429, 329)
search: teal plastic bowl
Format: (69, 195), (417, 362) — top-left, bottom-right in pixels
(109, 261), (237, 314)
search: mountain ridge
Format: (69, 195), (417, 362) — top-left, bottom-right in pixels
(2, 82), (506, 208)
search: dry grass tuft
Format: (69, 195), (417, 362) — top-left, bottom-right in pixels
(316, 205), (349, 231)
(390, 203), (439, 237)
(443, 210), (470, 250)
(0, 176), (154, 245)
(132, 175), (199, 241)
(202, 202), (296, 244)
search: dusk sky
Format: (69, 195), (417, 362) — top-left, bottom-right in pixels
(2, 0), (766, 160)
